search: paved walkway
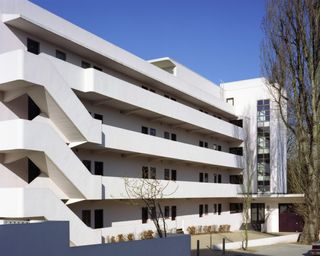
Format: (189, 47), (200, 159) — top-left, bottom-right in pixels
(190, 232), (309, 256)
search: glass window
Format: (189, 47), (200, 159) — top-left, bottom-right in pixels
(164, 169), (170, 180)
(204, 173), (209, 182)
(164, 206), (170, 218)
(171, 169), (177, 181)
(55, 50), (66, 61)
(142, 207), (148, 223)
(27, 38), (40, 55)
(171, 206), (177, 220)
(171, 133), (177, 141)
(141, 126), (148, 134)
(82, 210), (91, 227)
(94, 161), (103, 176)
(204, 204), (208, 215)
(164, 131), (170, 139)
(199, 205), (203, 217)
(230, 203), (243, 213)
(142, 166), (149, 179)
(150, 167), (156, 179)
(150, 128), (156, 136)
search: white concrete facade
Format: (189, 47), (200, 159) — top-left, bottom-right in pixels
(0, 0), (297, 247)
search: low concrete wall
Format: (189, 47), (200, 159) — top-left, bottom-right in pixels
(213, 233), (300, 250)
(0, 221), (190, 256)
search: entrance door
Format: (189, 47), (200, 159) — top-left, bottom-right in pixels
(279, 204), (303, 232)
(251, 203), (265, 231)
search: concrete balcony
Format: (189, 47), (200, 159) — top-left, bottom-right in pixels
(102, 176), (242, 199)
(0, 50), (101, 144)
(41, 54), (244, 142)
(102, 124), (243, 169)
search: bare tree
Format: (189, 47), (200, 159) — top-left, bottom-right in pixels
(124, 178), (177, 238)
(262, 0), (320, 243)
(241, 117), (256, 250)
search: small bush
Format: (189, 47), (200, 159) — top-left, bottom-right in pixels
(110, 236), (116, 243)
(211, 225), (218, 233)
(218, 224), (231, 233)
(140, 230), (154, 240)
(117, 234), (126, 242)
(127, 233), (135, 241)
(187, 226), (196, 235)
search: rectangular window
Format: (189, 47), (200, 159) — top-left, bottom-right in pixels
(199, 141), (204, 147)
(230, 175), (243, 184)
(171, 206), (177, 220)
(164, 169), (170, 180)
(94, 113), (103, 122)
(142, 85), (148, 90)
(164, 206), (170, 219)
(204, 142), (208, 148)
(214, 174), (217, 183)
(149, 89), (156, 93)
(204, 204), (209, 215)
(226, 98), (234, 106)
(230, 203), (243, 214)
(171, 169), (177, 181)
(142, 166), (149, 179)
(27, 38), (40, 55)
(171, 97), (177, 101)
(94, 209), (103, 229)
(171, 133), (177, 141)
(164, 131), (170, 139)
(204, 173), (209, 182)
(82, 160), (91, 173)
(55, 50), (66, 61)
(199, 172), (204, 182)
(150, 167), (156, 179)
(150, 128), (156, 136)
(81, 60), (91, 68)
(93, 66), (103, 71)
(199, 204), (204, 217)
(229, 147), (243, 156)
(82, 210), (91, 227)
(218, 204), (222, 215)
(141, 126), (148, 134)
(94, 161), (103, 176)
(142, 207), (148, 223)
(217, 145), (222, 151)
(218, 174), (222, 183)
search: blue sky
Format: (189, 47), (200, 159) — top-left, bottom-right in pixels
(30, 0), (266, 84)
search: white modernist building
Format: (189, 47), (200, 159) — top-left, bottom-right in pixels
(0, 0), (302, 246)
